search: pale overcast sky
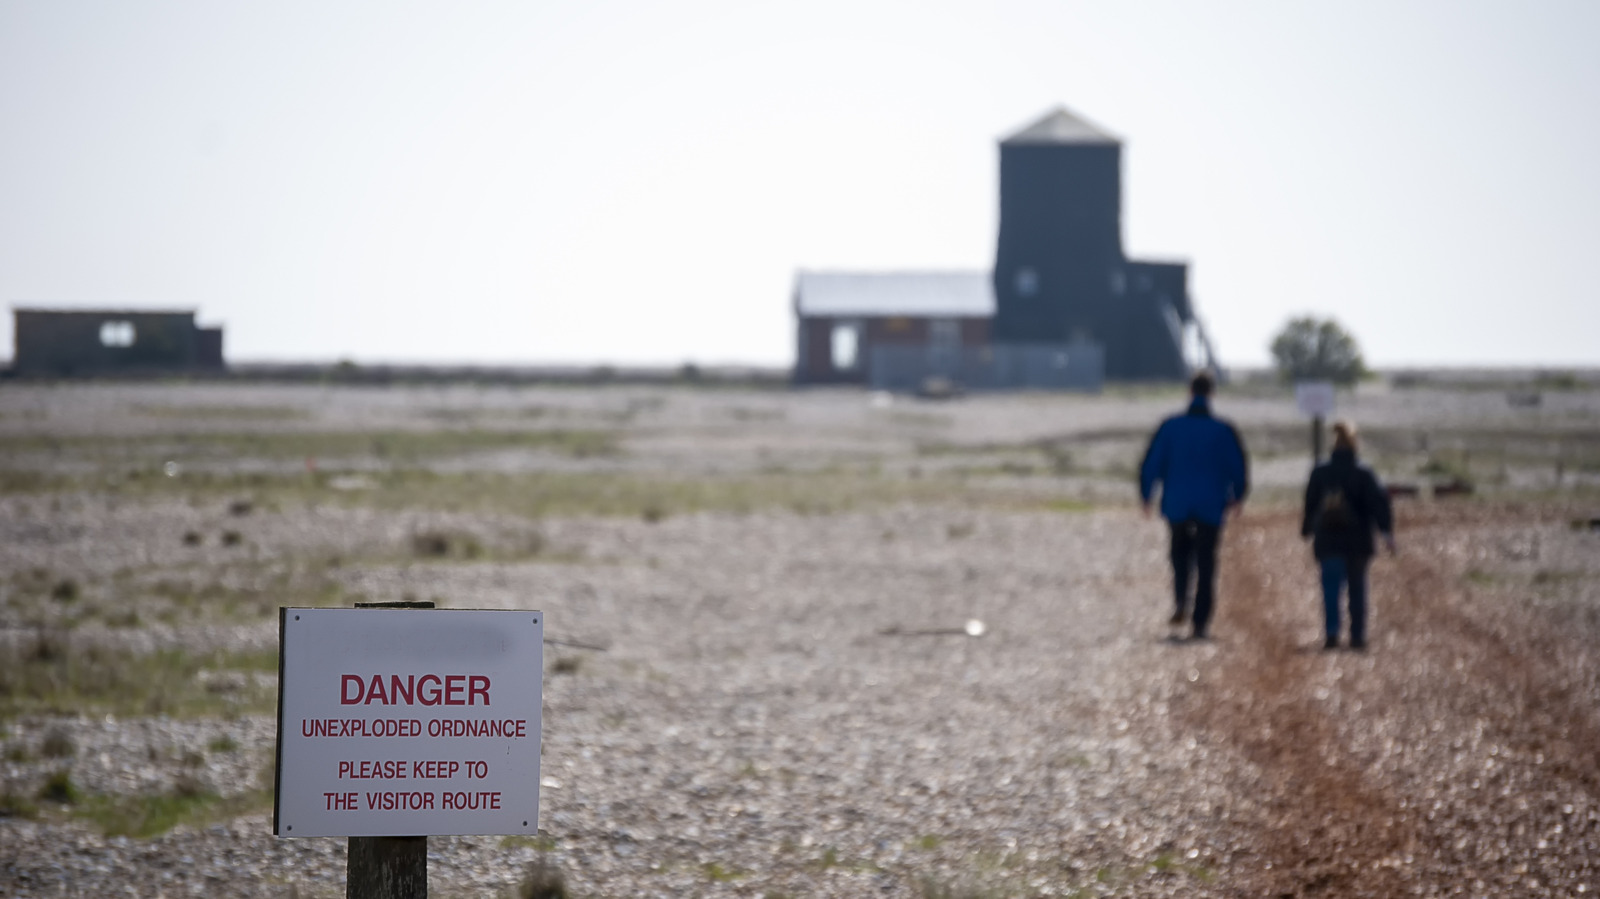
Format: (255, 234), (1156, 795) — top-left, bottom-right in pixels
(2, 1), (1597, 368)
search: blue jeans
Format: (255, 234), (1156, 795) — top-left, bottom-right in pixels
(1319, 555), (1369, 646)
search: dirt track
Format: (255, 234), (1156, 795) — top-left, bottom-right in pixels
(1192, 506), (1600, 897)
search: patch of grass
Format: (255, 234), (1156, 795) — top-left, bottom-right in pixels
(0, 470), (71, 494)
(726, 406), (784, 422)
(104, 604), (143, 627)
(131, 404), (309, 421)
(5, 453), (1113, 522)
(135, 565), (348, 621)
(0, 427), (621, 465)
(912, 834), (944, 850)
(338, 470), (1024, 520)
(1146, 852), (1214, 882)
(1033, 497), (1094, 514)
(0, 787), (40, 819)
(549, 656), (583, 676)
(1420, 454), (1472, 481)
(500, 834), (559, 852)
(207, 735), (239, 753)
(0, 638), (278, 720)
(916, 876), (998, 899)
(1048, 751), (1092, 769)
(1533, 371), (1581, 391)
(702, 862), (747, 882)
(1531, 569), (1586, 586)
(885, 410), (952, 428)
(76, 786), (272, 838)
(811, 846), (881, 875)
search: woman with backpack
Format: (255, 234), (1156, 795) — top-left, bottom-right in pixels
(1301, 421), (1396, 650)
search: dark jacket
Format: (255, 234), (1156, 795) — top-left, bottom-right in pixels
(1301, 447), (1393, 559)
(1139, 398), (1251, 526)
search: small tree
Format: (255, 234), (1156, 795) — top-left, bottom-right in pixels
(1270, 316), (1367, 385)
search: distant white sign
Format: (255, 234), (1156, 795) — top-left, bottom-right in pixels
(274, 608), (543, 837)
(1295, 381), (1337, 417)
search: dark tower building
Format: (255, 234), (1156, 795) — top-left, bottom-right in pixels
(793, 105), (1213, 388)
(991, 107), (1194, 380)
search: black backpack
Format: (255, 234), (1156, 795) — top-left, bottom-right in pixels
(1316, 473), (1360, 534)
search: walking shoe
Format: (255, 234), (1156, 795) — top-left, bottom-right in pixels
(1350, 639), (1367, 652)
(1323, 637), (1339, 651)
(1169, 608), (1187, 625)
(1190, 628), (1208, 641)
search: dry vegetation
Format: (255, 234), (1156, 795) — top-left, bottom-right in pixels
(1, 376), (1597, 897)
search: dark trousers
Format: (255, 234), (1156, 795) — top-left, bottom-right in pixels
(1319, 555), (1370, 646)
(1169, 520), (1220, 633)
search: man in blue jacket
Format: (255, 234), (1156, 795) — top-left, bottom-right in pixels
(1139, 373), (1250, 640)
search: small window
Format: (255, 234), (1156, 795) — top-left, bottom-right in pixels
(929, 319), (960, 349)
(100, 320), (136, 347)
(830, 322), (860, 371)
(1015, 267), (1039, 297)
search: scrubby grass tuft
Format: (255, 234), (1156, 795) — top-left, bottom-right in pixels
(40, 726), (75, 759)
(410, 530), (484, 560)
(38, 769), (80, 804)
(516, 858), (570, 899)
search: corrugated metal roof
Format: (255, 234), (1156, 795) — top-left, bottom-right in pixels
(1002, 106), (1119, 145)
(794, 271), (994, 317)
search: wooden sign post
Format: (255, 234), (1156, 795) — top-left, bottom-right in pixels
(1295, 381), (1336, 464)
(348, 600), (433, 899)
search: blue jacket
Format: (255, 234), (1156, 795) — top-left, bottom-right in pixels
(1139, 398), (1250, 526)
